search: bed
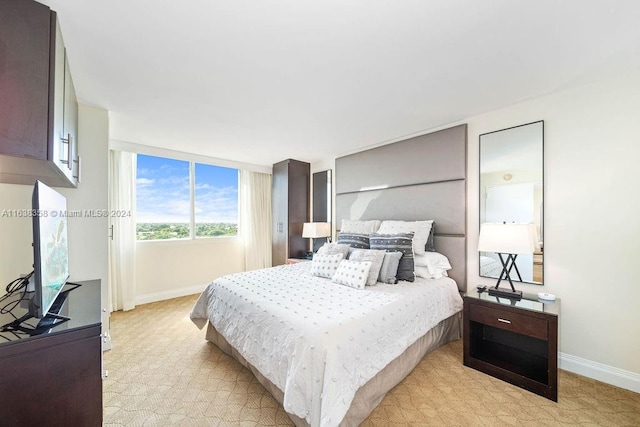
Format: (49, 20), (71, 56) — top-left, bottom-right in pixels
(480, 255), (503, 277)
(191, 124), (468, 426)
(191, 262), (462, 426)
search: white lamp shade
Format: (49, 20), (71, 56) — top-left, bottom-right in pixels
(302, 222), (331, 238)
(478, 223), (536, 255)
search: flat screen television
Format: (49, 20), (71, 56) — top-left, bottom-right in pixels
(30, 180), (70, 319)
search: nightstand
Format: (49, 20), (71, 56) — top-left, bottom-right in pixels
(463, 291), (559, 401)
(286, 258), (310, 264)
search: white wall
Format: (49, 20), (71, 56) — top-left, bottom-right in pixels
(467, 71), (640, 390)
(0, 104), (110, 343)
(0, 185), (33, 283)
(134, 237), (245, 304)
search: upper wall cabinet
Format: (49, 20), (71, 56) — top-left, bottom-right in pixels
(0, 0), (79, 187)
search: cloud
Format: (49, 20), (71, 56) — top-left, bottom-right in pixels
(136, 163), (238, 224)
(136, 177), (155, 187)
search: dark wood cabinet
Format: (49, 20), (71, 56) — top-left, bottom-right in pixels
(272, 159), (310, 266)
(0, 0), (79, 187)
(0, 280), (103, 425)
(463, 292), (559, 401)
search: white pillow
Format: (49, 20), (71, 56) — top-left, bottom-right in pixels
(331, 260), (372, 290)
(340, 219), (381, 234)
(415, 266), (449, 280)
(316, 243), (350, 259)
(414, 252), (452, 276)
(348, 249), (386, 286)
(310, 253), (344, 279)
(377, 220), (434, 256)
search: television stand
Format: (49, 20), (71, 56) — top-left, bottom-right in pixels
(0, 280), (102, 426)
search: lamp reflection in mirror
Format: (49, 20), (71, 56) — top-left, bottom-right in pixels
(478, 223), (537, 299)
(302, 222), (331, 259)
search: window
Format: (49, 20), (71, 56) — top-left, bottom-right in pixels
(136, 154), (238, 240)
(194, 163), (239, 238)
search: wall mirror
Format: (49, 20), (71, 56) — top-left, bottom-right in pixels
(479, 121), (544, 284)
(312, 169), (332, 252)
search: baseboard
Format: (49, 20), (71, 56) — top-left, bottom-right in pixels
(135, 284), (207, 306)
(560, 352), (640, 393)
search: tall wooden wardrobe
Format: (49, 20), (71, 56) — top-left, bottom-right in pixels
(272, 159), (310, 265)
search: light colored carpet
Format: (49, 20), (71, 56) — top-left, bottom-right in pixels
(103, 294), (640, 426)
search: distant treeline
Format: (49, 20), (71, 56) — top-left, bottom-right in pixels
(136, 223), (238, 240)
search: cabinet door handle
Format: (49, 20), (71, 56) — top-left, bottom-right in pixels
(73, 156), (81, 182)
(67, 134), (73, 170)
(497, 318), (511, 324)
(60, 133), (72, 170)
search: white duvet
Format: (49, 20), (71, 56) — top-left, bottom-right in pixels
(190, 262), (463, 427)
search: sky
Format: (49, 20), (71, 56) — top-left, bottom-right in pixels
(136, 154), (238, 223)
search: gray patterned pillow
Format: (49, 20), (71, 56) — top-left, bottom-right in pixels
(378, 251), (403, 284)
(369, 232), (415, 282)
(377, 220), (433, 256)
(336, 232), (370, 249)
(348, 249), (385, 286)
(310, 253), (344, 279)
(331, 260), (372, 290)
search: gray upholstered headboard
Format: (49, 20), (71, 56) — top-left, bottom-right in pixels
(335, 124), (467, 291)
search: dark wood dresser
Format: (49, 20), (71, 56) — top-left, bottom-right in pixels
(0, 279), (102, 425)
(463, 291), (559, 401)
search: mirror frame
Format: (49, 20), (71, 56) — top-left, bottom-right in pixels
(479, 120), (544, 285)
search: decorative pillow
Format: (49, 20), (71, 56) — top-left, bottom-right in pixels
(369, 232), (415, 282)
(414, 251), (452, 276)
(378, 251), (403, 284)
(310, 253), (344, 279)
(331, 260), (372, 290)
(348, 249), (386, 286)
(336, 232), (370, 250)
(316, 243), (350, 260)
(415, 266), (449, 280)
(377, 220), (434, 256)
(426, 222), (436, 252)
(340, 219), (381, 234)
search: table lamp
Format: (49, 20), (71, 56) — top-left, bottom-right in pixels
(478, 222), (536, 299)
(302, 222), (331, 259)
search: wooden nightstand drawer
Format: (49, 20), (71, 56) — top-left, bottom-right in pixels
(470, 304), (548, 340)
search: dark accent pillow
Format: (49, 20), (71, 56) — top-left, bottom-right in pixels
(426, 222), (435, 252)
(336, 232), (370, 249)
(369, 232), (415, 282)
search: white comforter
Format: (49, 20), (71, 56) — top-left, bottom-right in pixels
(190, 262), (463, 426)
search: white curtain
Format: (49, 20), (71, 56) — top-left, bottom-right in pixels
(239, 170), (272, 270)
(108, 150), (137, 311)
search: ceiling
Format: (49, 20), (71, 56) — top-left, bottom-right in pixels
(39, 0), (640, 167)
